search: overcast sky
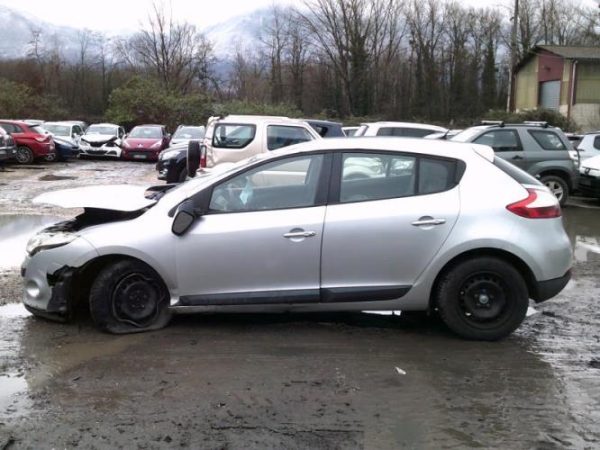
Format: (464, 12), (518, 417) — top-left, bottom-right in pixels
(0, 0), (597, 32)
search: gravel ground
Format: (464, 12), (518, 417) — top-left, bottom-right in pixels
(0, 159), (599, 449)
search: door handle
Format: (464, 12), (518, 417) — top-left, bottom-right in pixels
(411, 218), (446, 227)
(283, 231), (317, 238)
(512, 155), (523, 160)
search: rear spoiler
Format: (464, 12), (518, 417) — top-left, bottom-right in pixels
(472, 145), (494, 162)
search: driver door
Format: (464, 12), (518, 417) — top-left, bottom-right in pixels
(175, 153), (329, 305)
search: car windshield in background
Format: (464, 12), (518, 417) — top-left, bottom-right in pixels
(30, 125), (49, 135)
(86, 126), (118, 136)
(450, 127), (486, 142)
(130, 127), (162, 139)
(213, 124), (256, 149)
(44, 125), (70, 136)
(173, 127), (205, 139)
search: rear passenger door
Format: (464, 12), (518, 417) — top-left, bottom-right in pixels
(320, 152), (461, 299)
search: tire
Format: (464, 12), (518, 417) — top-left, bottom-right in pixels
(45, 152), (57, 162)
(187, 141), (200, 177)
(15, 146), (34, 164)
(435, 257), (529, 341)
(89, 260), (172, 334)
(540, 175), (569, 207)
(177, 165), (188, 183)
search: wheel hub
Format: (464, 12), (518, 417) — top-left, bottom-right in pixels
(460, 275), (506, 321)
(112, 273), (160, 325)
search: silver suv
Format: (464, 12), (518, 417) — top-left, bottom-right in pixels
(452, 122), (578, 206)
(22, 138), (572, 340)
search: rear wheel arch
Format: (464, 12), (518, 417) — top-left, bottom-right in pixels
(537, 169), (572, 191)
(429, 248), (536, 310)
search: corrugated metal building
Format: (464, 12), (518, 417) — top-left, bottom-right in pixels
(514, 45), (600, 131)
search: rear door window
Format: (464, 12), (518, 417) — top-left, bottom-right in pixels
(594, 136), (600, 150)
(213, 124), (256, 149)
(267, 126), (314, 150)
(473, 130), (522, 152)
(418, 158), (457, 194)
(528, 130), (566, 150)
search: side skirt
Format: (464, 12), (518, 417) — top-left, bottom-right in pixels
(176, 285), (411, 308)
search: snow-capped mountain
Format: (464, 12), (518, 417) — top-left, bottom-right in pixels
(0, 7), (85, 60)
(0, 5), (274, 63)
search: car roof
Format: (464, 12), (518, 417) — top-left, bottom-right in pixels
(253, 137), (493, 162)
(43, 121), (74, 126)
(88, 123), (119, 128)
(360, 122), (447, 131)
(136, 124), (165, 128)
(216, 115), (308, 126)
(303, 119), (343, 127)
(0, 119), (29, 126)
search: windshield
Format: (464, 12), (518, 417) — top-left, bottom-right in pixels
(44, 124), (70, 136)
(451, 127), (487, 143)
(173, 126), (205, 140)
(31, 125), (49, 135)
(129, 127), (162, 139)
(86, 125), (118, 136)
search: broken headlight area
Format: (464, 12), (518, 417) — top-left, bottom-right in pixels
(27, 208), (147, 257)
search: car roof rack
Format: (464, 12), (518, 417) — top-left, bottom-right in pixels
(523, 121), (549, 128)
(480, 120), (504, 127)
(480, 120), (551, 129)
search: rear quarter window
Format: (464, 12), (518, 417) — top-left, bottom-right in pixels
(528, 130), (567, 150)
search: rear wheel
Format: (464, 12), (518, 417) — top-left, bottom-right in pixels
(89, 260), (172, 334)
(435, 257), (529, 340)
(540, 175), (569, 206)
(16, 146), (34, 164)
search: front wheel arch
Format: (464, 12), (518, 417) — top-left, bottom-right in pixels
(429, 248), (536, 310)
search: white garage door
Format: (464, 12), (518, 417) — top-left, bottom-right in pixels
(539, 81), (560, 110)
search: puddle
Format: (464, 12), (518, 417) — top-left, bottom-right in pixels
(0, 373), (30, 417)
(38, 174), (77, 181)
(0, 215), (62, 269)
(0, 303), (32, 319)
(562, 208), (600, 263)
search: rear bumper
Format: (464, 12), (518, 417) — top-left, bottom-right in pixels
(531, 270), (571, 303)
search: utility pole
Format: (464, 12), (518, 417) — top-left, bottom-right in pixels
(507, 0), (519, 112)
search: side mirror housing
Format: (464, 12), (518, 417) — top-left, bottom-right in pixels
(172, 199), (196, 236)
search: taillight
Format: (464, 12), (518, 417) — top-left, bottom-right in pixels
(507, 188), (561, 219)
(199, 144), (207, 168)
(35, 135), (50, 143)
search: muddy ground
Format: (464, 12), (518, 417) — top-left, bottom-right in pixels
(0, 159), (599, 449)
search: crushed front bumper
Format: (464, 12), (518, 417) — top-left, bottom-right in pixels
(22, 237), (98, 319)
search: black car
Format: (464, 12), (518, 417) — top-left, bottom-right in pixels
(155, 142), (189, 183)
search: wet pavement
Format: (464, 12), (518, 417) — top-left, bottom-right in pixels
(0, 160), (599, 448)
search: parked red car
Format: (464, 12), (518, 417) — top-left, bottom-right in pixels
(0, 120), (55, 164)
(121, 124), (170, 161)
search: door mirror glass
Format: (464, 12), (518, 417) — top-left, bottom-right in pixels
(172, 200), (196, 236)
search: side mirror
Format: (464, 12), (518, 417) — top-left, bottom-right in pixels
(187, 140), (200, 177)
(172, 199), (196, 236)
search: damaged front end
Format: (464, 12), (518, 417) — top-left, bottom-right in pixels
(22, 208), (148, 322)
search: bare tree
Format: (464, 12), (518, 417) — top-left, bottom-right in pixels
(116, 1), (213, 93)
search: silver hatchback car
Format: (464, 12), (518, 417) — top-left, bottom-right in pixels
(22, 138), (572, 340)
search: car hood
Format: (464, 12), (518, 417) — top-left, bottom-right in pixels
(581, 155), (600, 171)
(33, 185), (156, 211)
(81, 134), (117, 144)
(124, 138), (161, 147)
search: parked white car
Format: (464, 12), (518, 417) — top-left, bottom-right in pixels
(355, 122), (448, 138)
(79, 123), (126, 158)
(576, 132), (600, 160)
(198, 115), (321, 170)
(578, 154), (600, 198)
(43, 122), (85, 148)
